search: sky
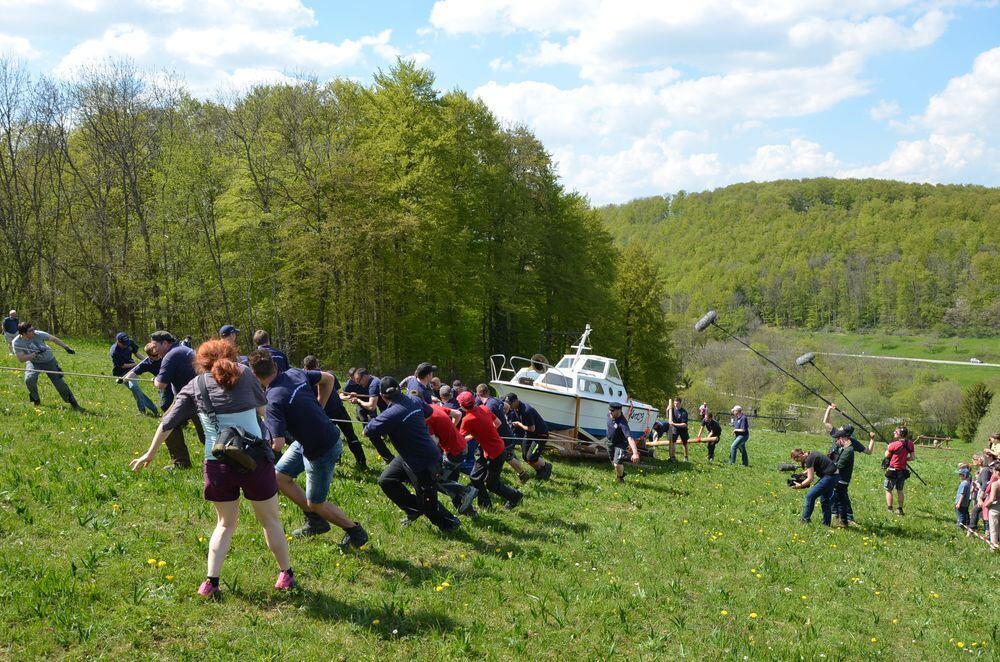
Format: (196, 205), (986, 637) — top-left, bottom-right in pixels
(1, 0), (998, 205)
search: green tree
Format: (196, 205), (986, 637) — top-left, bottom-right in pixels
(958, 382), (993, 442)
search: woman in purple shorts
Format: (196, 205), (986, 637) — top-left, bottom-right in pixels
(130, 339), (294, 598)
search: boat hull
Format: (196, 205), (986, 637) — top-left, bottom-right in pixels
(489, 381), (657, 441)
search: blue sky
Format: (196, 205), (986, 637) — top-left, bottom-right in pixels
(1, 0), (998, 204)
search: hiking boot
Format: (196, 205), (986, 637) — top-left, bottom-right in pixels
(400, 515), (419, 527)
(458, 486), (479, 515)
(292, 512), (331, 538)
(29, 397), (40, 406)
(436, 514), (462, 532)
(504, 492), (524, 510)
(896, 508), (905, 517)
(274, 569), (296, 591)
(536, 463), (553, 481)
(197, 580), (222, 599)
(339, 523), (369, 550)
(518, 471), (530, 484)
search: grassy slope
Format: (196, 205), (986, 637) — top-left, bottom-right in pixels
(0, 341), (997, 659)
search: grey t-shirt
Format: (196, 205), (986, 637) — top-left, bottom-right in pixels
(12, 331), (56, 363)
(160, 366), (267, 461)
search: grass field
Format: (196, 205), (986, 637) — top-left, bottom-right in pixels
(1, 340), (998, 659)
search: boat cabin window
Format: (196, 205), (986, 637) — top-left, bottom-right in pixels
(578, 379), (605, 395)
(540, 372), (572, 388)
(607, 362), (622, 382)
(556, 357), (574, 369)
(581, 358), (607, 374)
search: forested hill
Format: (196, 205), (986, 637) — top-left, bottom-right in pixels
(598, 179), (1000, 334)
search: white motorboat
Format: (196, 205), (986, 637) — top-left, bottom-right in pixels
(489, 325), (659, 455)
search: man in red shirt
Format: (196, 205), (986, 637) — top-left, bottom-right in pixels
(457, 391), (523, 510)
(426, 404), (478, 515)
(884, 426), (915, 516)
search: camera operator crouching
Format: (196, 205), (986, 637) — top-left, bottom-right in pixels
(789, 448), (839, 526)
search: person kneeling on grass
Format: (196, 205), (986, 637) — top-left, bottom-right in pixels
(364, 377), (463, 531)
(790, 448), (839, 526)
(129, 340), (295, 598)
(249, 351), (369, 549)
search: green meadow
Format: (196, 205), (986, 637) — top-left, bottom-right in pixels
(0, 341), (996, 659)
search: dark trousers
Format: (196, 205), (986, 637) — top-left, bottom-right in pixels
(438, 453), (471, 507)
(358, 406), (394, 461)
(165, 413), (205, 469)
(956, 506), (970, 528)
(833, 481), (854, 522)
(326, 398), (366, 466)
(378, 456), (457, 526)
(522, 432), (548, 463)
(971, 500), (988, 533)
(470, 452), (521, 507)
(707, 441), (717, 461)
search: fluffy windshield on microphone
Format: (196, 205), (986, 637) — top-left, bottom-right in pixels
(795, 352), (816, 367)
(694, 310), (717, 332)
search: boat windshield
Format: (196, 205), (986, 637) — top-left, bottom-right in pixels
(581, 358), (607, 375)
(540, 372), (572, 388)
(607, 361), (622, 382)
(556, 356), (574, 369)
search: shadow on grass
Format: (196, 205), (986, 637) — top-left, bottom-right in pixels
(517, 511), (591, 534)
(271, 587), (460, 638)
(361, 546), (461, 585)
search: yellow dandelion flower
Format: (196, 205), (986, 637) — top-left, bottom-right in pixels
(720, 610), (728, 616)
(749, 613), (758, 619)
(459, 553), (466, 559)
(871, 637), (878, 643)
(800, 595), (808, 601)
(157, 561), (167, 568)
(957, 642), (965, 648)
(147, 559), (157, 566)
(892, 619), (899, 624)
(372, 619), (380, 625)
(435, 586), (443, 592)
(166, 575), (174, 581)
(442, 582), (450, 587)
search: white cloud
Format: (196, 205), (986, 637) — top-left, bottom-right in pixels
(737, 139), (840, 181)
(913, 46), (1000, 134)
(406, 51), (431, 65)
(0, 34), (39, 59)
(870, 99), (901, 120)
(488, 57), (512, 72)
(54, 25), (151, 78)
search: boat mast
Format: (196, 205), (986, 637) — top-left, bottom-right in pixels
(571, 324), (592, 360)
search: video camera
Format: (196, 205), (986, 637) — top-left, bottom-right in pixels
(787, 473), (807, 487)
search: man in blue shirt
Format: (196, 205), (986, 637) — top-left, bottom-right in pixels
(253, 329), (289, 373)
(150, 330), (204, 468)
(401, 362), (437, 404)
(344, 368), (394, 462)
(503, 393), (553, 480)
(303, 355), (367, 471)
(219, 324), (248, 364)
(111, 332), (157, 416)
(3, 309), (18, 354)
(476, 383), (530, 483)
(249, 350), (368, 548)
(364, 376), (461, 532)
(607, 403), (640, 483)
(667, 397), (690, 462)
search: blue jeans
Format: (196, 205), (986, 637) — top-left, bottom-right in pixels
(125, 380), (158, 414)
(729, 435), (749, 465)
(275, 438), (342, 504)
(956, 506), (970, 528)
(802, 474), (838, 525)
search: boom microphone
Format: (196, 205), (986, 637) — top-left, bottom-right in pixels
(694, 310), (717, 332)
(795, 352), (816, 367)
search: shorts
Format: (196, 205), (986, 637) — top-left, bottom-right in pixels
(667, 428), (689, 443)
(275, 439), (342, 504)
(883, 469), (909, 491)
(203, 457), (278, 502)
(608, 445), (629, 466)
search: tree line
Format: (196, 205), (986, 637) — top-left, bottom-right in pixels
(599, 178), (1000, 335)
(0, 58), (678, 403)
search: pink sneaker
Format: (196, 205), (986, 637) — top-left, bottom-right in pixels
(197, 580), (222, 599)
(274, 570), (296, 590)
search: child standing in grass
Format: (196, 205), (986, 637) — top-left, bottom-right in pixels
(970, 454), (991, 538)
(955, 466), (972, 529)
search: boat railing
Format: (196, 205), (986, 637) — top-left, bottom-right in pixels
(489, 354), (571, 386)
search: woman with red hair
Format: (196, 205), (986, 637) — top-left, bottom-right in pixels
(130, 339), (294, 598)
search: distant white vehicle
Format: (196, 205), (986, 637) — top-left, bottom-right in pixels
(970, 358), (982, 364)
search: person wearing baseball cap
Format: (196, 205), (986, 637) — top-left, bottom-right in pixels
(956, 466), (973, 529)
(823, 405), (876, 527)
(218, 325), (248, 364)
(458, 389), (524, 509)
(111, 331), (157, 415)
(607, 402), (640, 483)
(362, 376), (461, 531)
(503, 392), (553, 480)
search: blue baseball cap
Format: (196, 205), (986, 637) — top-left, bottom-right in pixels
(219, 324), (240, 337)
(115, 332), (130, 342)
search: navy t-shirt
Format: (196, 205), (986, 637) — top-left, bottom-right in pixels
(481, 396), (513, 439)
(157, 343), (196, 394)
(401, 375), (434, 404)
(368, 376), (388, 412)
(607, 415), (632, 448)
(670, 407), (689, 432)
(704, 419), (722, 440)
(2, 317), (18, 334)
(264, 368), (339, 460)
(320, 373), (350, 419)
(519, 402), (548, 435)
(363, 394), (439, 471)
(110, 340), (140, 374)
(257, 345), (290, 373)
